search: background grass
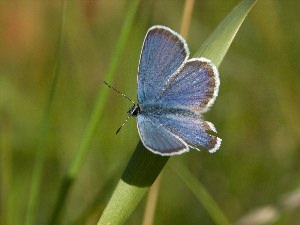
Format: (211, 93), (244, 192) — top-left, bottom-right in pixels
(1, 1), (300, 225)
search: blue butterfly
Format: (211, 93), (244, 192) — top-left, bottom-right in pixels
(126, 25), (221, 156)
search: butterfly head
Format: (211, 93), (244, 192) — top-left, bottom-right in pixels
(128, 104), (140, 117)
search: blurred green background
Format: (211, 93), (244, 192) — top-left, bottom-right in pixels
(1, 0), (300, 225)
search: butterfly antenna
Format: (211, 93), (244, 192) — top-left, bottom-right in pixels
(102, 81), (135, 104)
(116, 114), (131, 134)
(102, 81), (136, 134)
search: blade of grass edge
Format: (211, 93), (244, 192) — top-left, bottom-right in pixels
(98, 0), (257, 224)
(48, 0), (140, 224)
(25, 2), (66, 225)
(195, 0), (257, 67)
(175, 0), (257, 224)
(171, 161), (231, 225)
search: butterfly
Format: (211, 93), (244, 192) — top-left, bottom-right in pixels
(123, 25), (221, 156)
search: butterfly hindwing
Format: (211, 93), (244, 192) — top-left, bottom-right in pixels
(137, 115), (189, 155)
(156, 115), (221, 153)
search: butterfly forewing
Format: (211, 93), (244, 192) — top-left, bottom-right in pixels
(138, 25), (189, 102)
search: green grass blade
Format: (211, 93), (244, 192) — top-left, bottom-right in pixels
(48, 0), (140, 224)
(98, 180), (148, 225)
(1, 121), (13, 225)
(97, 142), (169, 225)
(97, 0), (257, 224)
(171, 161), (231, 225)
(68, 0), (139, 177)
(195, 0), (257, 67)
(173, 0), (257, 223)
(25, 2), (66, 225)
(69, 0), (140, 179)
